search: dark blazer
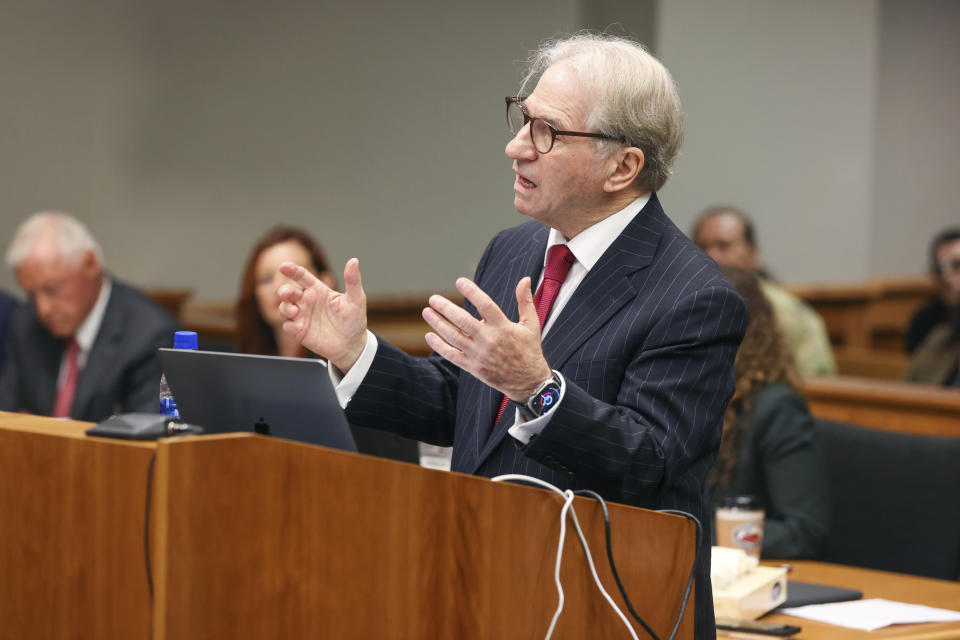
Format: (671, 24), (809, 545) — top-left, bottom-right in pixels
(710, 383), (830, 559)
(0, 280), (181, 421)
(346, 194), (747, 639)
(0, 290), (18, 374)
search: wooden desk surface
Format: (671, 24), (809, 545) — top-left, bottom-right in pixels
(758, 561), (960, 639)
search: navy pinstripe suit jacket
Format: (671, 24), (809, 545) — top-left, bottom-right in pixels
(347, 194), (746, 638)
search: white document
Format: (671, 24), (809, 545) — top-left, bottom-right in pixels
(781, 598), (960, 631)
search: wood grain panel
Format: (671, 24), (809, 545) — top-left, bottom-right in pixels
(153, 434), (697, 639)
(801, 376), (960, 437)
(0, 413), (155, 640)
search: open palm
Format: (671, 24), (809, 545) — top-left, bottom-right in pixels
(277, 258), (368, 372)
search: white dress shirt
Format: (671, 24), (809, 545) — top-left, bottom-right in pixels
(331, 193), (651, 446)
(56, 278), (112, 388)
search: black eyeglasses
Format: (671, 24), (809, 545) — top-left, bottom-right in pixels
(506, 96), (620, 154)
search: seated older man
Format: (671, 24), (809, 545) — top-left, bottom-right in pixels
(0, 212), (180, 420)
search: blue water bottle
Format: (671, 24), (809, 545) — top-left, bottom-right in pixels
(159, 331), (198, 419)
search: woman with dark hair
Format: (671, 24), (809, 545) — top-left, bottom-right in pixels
(236, 226), (337, 357)
(710, 266), (829, 559)
(237, 227), (421, 464)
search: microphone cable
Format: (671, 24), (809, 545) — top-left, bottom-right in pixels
(492, 474), (641, 640)
(574, 489), (701, 640)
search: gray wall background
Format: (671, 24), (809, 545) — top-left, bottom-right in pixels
(1, 0), (957, 300)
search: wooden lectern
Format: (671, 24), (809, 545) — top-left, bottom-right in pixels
(0, 413), (696, 639)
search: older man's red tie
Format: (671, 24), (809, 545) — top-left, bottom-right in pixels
(53, 338), (80, 418)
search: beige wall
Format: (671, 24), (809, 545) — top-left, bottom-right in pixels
(1, 0), (958, 303)
(656, 0), (879, 283)
(0, 0), (581, 299)
(870, 0), (960, 277)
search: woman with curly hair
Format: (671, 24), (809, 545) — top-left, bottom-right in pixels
(236, 226), (337, 357)
(710, 266), (829, 559)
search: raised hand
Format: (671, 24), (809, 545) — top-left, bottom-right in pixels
(423, 276), (553, 401)
(277, 258), (368, 372)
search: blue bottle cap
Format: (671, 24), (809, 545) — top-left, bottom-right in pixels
(173, 330), (199, 350)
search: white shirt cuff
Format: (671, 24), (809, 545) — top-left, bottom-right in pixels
(507, 371), (566, 445)
(329, 331), (379, 409)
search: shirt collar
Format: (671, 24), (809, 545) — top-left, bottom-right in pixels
(544, 193), (651, 271)
(74, 278), (111, 353)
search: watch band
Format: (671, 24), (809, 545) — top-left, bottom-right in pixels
(518, 374), (562, 420)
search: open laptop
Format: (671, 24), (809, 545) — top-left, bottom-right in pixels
(156, 348), (357, 452)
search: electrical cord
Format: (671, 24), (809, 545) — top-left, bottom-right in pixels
(491, 474), (640, 640)
(144, 450), (156, 640)
(573, 489), (701, 640)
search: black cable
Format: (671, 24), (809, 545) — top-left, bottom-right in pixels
(573, 491), (701, 640)
(657, 509), (702, 640)
(144, 450), (157, 640)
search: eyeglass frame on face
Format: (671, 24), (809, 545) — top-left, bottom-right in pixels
(506, 96), (621, 154)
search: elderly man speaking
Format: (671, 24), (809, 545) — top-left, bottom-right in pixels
(278, 34), (746, 637)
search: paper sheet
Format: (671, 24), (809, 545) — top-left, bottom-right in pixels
(780, 598), (960, 631)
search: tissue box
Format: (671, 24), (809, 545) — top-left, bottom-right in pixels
(713, 565), (787, 620)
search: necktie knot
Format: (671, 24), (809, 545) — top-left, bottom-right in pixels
(542, 244), (575, 284)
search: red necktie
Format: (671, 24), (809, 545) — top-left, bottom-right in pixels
(53, 338), (80, 418)
(493, 244), (576, 426)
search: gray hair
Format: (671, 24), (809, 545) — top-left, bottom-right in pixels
(519, 33), (684, 193)
(6, 211), (104, 269)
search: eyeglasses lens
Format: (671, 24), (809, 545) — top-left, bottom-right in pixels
(507, 101), (526, 136)
(507, 101), (554, 153)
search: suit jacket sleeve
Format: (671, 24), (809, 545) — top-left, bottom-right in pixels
(750, 385), (830, 559)
(521, 283), (746, 504)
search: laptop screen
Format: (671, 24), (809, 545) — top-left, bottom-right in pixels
(156, 348), (357, 452)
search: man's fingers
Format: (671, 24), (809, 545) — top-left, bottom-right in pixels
(278, 301), (299, 320)
(343, 258), (365, 304)
(515, 277), (541, 333)
(423, 307), (471, 353)
(424, 332), (468, 369)
(428, 293), (481, 337)
(279, 261), (322, 289)
(456, 278), (507, 326)
(277, 282), (303, 305)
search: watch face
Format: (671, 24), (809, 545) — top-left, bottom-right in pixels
(531, 383), (561, 415)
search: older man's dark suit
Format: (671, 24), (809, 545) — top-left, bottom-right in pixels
(0, 280), (180, 421)
(346, 194), (746, 638)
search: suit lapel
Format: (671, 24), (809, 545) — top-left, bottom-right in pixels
(469, 230), (547, 465)
(469, 197), (665, 472)
(37, 336), (65, 416)
(72, 287), (122, 418)
(543, 197), (664, 369)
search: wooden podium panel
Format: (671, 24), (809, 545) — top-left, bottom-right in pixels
(0, 414), (697, 639)
(0, 413), (155, 640)
(153, 434), (696, 639)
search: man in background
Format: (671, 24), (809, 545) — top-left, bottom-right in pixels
(692, 205), (837, 376)
(0, 212), (180, 420)
(904, 228), (960, 386)
(905, 227), (960, 354)
(277, 34), (746, 638)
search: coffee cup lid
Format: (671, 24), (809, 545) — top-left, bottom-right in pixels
(720, 494), (763, 511)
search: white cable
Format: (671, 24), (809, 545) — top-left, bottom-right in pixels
(491, 475), (640, 640)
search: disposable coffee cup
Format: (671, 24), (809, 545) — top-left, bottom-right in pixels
(715, 495), (765, 559)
